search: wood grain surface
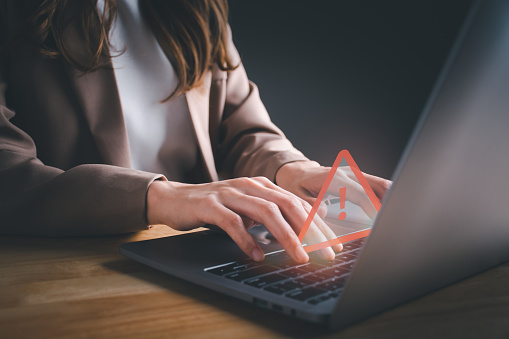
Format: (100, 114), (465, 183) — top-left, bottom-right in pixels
(1, 225), (508, 339)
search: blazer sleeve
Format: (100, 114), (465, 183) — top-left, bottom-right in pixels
(0, 17), (163, 237)
(216, 27), (311, 181)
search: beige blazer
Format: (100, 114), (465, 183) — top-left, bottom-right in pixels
(0, 2), (308, 236)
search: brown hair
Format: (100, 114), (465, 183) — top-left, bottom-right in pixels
(26, 0), (237, 100)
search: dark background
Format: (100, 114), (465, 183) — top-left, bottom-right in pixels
(228, 0), (473, 179)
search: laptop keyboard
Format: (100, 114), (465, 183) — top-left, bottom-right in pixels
(205, 237), (365, 305)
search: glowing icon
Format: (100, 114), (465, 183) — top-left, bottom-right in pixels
(298, 149), (381, 253)
(338, 187), (347, 221)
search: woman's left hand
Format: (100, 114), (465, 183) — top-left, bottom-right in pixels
(275, 161), (392, 220)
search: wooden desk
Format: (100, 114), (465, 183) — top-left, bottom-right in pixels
(1, 225), (509, 339)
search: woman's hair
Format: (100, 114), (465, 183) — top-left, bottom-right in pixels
(26, 0), (237, 100)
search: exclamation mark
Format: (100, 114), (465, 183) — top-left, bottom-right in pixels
(338, 187), (347, 221)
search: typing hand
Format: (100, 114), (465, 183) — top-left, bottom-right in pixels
(146, 176), (340, 264)
(276, 161), (391, 220)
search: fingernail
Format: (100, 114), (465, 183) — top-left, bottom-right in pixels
(251, 248), (264, 261)
(296, 246), (309, 263)
(319, 247), (335, 261)
(333, 243), (343, 252)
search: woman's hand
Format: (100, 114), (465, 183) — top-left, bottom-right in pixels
(146, 177), (341, 264)
(275, 161), (392, 220)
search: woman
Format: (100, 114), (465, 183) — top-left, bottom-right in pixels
(0, 0), (390, 263)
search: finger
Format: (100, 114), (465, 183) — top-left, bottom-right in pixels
(222, 194), (309, 263)
(241, 177), (311, 233)
(312, 214), (343, 252)
(200, 203), (265, 261)
(239, 181), (337, 259)
(301, 195), (328, 219)
(300, 202), (342, 254)
(250, 177), (342, 257)
(342, 168), (392, 200)
(365, 174), (392, 200)
(248, 177), (313, 210)
(302, 219), (335, 260)
(248, 183), (335, 260)
(248, 177), (328, 232)
(241, 216), (257, 229)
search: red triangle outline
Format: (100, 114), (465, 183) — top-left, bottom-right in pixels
(298, 150), (381, 253)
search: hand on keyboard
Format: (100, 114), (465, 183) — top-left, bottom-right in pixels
(147, 176), (340, 264)
(275, 161), (391, 220)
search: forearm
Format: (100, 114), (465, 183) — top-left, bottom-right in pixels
(0, 151), (164, 236)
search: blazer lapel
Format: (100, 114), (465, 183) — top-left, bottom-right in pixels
(66, 66), (131, 168)
(61, 3), (218, 177)
(62, 4), (131, 168)
(185, 72), (220, 181)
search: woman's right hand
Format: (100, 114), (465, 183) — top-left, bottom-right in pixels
(146, 177), (341, 264)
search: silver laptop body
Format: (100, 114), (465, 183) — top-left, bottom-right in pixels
(120, 0), (509, 329)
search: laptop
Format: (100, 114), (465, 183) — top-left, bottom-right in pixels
(120, 0), (509, 330)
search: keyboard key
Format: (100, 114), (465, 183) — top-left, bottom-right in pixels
(294, 276), (316, 287)
(334, 253), (356, 263)
(278, 280), (304, 290)
(224, 265), (278, 282)
(298, 262), (326, 273)
(307, 252), (335, 266)
(303, 272), (331, 283)
(264, 252), (298, 269)
(244, 273), (287, 288)
(206, 263), (241, 276)
(268, 258), (298, 269)
(351, 238), (366, 246)
(344, 253), (358, 261)
(321, 266), (349, 277)
(329, 289), (343, 298)
(286, 287), (328, 301)
(265, 251), (287, 260)
(206, 260), (262, 276)
(280, 267), (308, 278)
(338, 262), (355, 271)
(264, 282), (299, 295)
(350, 248), (361, 255)
(320, 260), (337, 267)
(342, 242), (358, 251)
(235, 259), (263, 270)
(342, 238), (366, 250)
(315, 275), (349, 291)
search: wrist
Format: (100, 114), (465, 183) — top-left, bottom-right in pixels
(146, 179), (171, 225)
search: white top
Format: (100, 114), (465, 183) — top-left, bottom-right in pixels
(102, 0), (198, 181)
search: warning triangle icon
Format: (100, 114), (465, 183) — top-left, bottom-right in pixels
(298, 150), (382, 253)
